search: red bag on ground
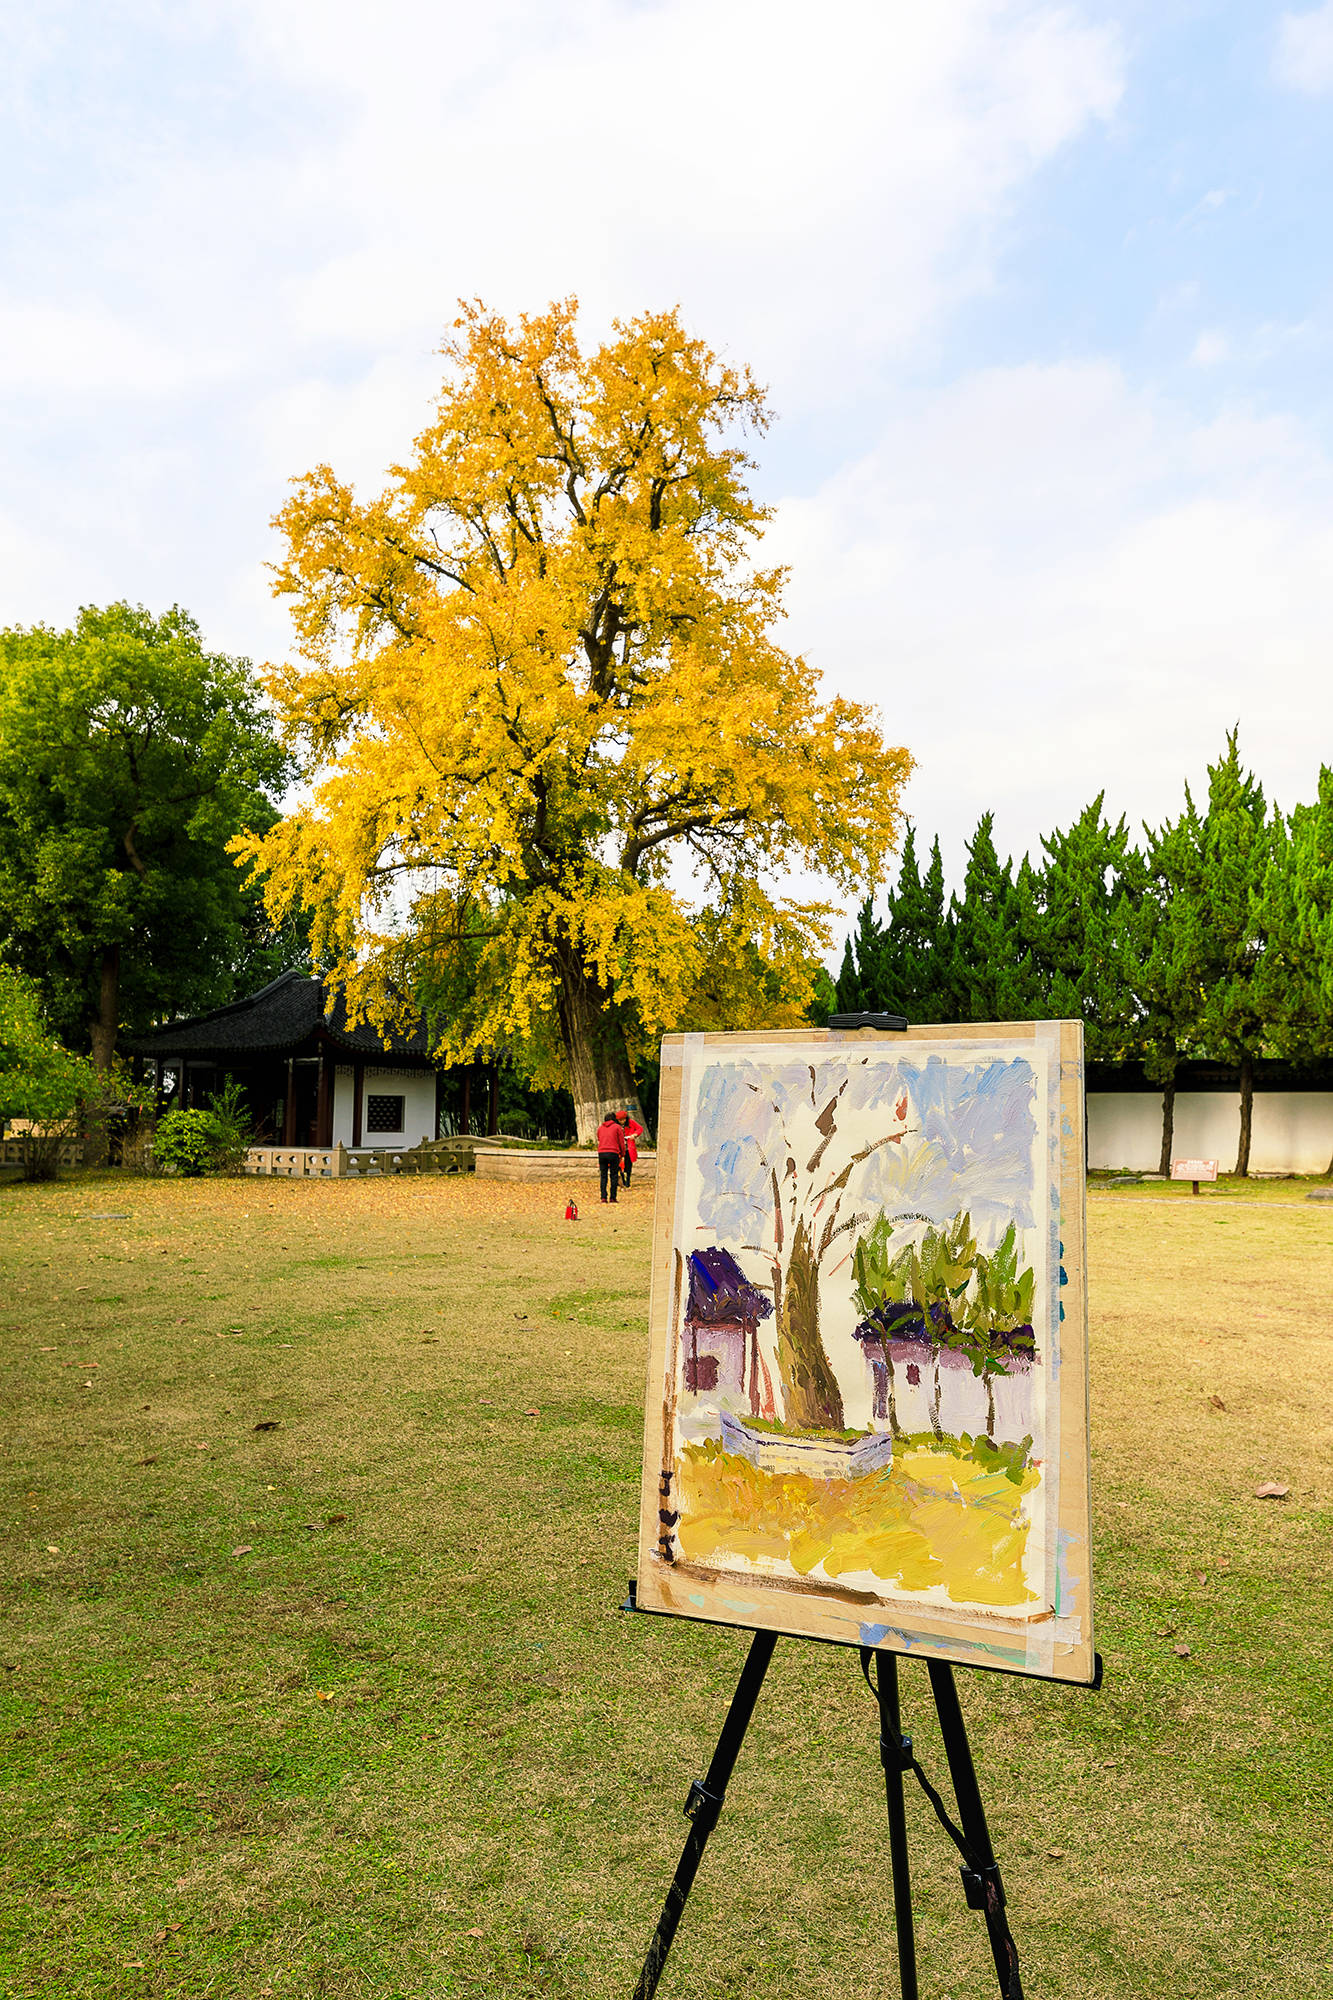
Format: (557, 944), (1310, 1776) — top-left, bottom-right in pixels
(564, 1198), (579, 1220)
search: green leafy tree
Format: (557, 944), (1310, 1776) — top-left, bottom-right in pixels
(0, 604), (294, 1067)
(0, 968), (95, 1179)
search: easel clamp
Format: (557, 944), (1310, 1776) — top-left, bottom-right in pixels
(683, 1778), (724, 1829)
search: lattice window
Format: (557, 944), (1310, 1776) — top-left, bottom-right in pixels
(365, 1093), (405, 1133)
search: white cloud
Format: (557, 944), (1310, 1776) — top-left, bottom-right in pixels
(1189, 329), (1229, 366)
(770, 363), (1333, 883)
(281, 0), (1119, 402)
(0, 304), (233, 396)
(1274, 3), (1333, 93)
(0, 0), (1124, 668)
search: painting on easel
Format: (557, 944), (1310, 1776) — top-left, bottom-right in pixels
(636, 1023), (1094, 1683)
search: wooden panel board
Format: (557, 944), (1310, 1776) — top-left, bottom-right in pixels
(636, 1021), (1095, 1684)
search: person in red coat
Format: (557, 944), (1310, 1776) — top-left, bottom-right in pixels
(595, 1111), (625, 1203)
(617, 1110), (644, 1188)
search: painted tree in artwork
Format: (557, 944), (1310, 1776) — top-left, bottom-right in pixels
(699, 1058), (910, 1432)
(238, 301), (912, 1140)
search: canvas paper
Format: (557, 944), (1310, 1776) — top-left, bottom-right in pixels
(636, 1023), (1093, 1683)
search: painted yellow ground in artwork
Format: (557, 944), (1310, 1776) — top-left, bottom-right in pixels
(675, 1438), (1041, 1605)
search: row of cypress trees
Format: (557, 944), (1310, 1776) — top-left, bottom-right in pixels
(833, 734), (1333, 1176)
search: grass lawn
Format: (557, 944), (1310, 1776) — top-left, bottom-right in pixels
(2, 1170), (1330, 1999)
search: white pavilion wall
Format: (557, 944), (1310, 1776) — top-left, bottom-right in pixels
(332, 1066), (437, 1148)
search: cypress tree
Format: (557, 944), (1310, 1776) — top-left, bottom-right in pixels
(1032, 797), (1144, 1058)
(1154, 734), (1274, 1175)
(884, 824), (954, 1020)
(948, 814), (1016, 1021)
(1255, 766), (1333, 1168)
(833, 897), (882, 1014)
(1128, 841), (1189, 1175)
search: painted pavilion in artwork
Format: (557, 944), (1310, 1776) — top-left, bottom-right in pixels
(682, 1247), (776, 1418)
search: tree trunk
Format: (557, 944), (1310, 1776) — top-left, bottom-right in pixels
(774, 1216), (845, 1432)
(885, 1351), (901, 1438)
(984, 1368), (996, 1443)
(1157, 1079), (1176, 1178)
(555, 946), (646, 1144)
(88, 943), (120, 1071)
(1235, 1051), (1254, 1178)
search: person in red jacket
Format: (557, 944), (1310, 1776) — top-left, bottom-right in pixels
(617, 1109), (644, 1188)
(595, 1111), (624, 1203)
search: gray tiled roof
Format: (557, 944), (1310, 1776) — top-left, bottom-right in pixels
(125, 971), (435, 1063)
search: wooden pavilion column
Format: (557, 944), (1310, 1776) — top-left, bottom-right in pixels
(459, 1069), (471, 1137)
(282, 1057), (296, 1144)
(351, 1061), (364, 1147)
(315, 1040), (333, 1148)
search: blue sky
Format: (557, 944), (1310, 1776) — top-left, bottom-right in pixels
(3, 0), (1332, 906)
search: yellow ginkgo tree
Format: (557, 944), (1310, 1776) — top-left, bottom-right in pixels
(237, 300), (913, 1139)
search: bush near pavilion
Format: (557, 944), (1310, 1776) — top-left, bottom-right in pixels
(0, 967), (96, 1180)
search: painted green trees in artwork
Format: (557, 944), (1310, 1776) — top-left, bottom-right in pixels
(851, 1212), (1036, 1444)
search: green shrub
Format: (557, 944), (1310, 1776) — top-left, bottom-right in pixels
(0, 969), (95, 1181)
(205, 1077), (251, 1172)
(154, 1108), (231, 1177)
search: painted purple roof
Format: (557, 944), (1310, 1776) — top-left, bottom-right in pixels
(687, 1248), (773, 1328)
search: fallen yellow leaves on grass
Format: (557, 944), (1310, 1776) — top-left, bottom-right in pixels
(674, 1439), (1040, 1606)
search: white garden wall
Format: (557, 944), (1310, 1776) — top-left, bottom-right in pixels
(1087, 1089), (1332, 1174)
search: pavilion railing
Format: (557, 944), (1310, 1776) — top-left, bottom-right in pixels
(243, 1140), (475, 1179)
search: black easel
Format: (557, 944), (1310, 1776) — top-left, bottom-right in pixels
(626, 1597), (1097, 2000)
(629, 1012), (1099, 1998)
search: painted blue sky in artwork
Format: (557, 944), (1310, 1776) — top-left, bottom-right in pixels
(692, 1053), (1038, 1252)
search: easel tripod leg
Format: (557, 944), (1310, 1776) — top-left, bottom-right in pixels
(632, 1628), (778, 2000)
(865, 1648), (919, 2000)
(926, 1660), (1023, 2000)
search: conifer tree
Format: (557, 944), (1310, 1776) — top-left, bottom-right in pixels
(1256, 767), (1333, 1168)
(833, 897), (882, 1015)
(833, 825), (955, 1022)
(891, 827), (955, 1020)
(1031, 798), (1143, 1058)
(947, 814), (1015, 1021)
(1123, 847), (1189, 1174)
(1152, 734), (1274, 1175)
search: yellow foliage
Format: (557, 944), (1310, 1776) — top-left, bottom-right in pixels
(236, 299), (912, 1103)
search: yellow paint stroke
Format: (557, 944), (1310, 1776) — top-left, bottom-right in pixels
(675, 1440), (1040, 1607)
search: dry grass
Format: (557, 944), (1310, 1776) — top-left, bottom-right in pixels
(1, 1168), (1329, 1999)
